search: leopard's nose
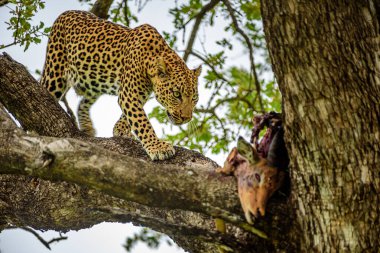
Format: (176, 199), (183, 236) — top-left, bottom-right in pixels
(181, 116), (192, 123)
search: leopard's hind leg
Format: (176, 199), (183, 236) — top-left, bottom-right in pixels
(77, 94), (100, 136)
(40, 22), (69, 100)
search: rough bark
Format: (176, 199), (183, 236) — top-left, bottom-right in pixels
(261, 0), (380, 251)
(0, 53), (291, 252)
(0, 53), (79, 137)
(90, 0), (113, 19)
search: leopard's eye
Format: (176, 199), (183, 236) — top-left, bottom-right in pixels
(255, 173), (261, 182)
(192, 93), (199, 101)
(173, 90), (181, 98)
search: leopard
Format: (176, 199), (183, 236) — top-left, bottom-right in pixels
(40, 10), (201, 161)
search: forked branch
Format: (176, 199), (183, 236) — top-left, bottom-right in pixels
(183, 0), (220, 62)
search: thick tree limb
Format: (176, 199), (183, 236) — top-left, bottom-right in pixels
(0, 53), (292, 252)
(0, 123), (232, 217)
(0, 53), (79, 137)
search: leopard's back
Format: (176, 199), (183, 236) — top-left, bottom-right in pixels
(41, 10), (131, 100)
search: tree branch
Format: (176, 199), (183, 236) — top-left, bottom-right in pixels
(189, 50), (231, 84)
(0, 53), (79, 137)
(0, 0), (8, 7)
(90, 0), (114, 19)
(183, 0), (220, 62)
(222, 0), (264, 112)
(0, 53), (293, 252)
(7, 226), (68, 250)
(0, 41), (18, 50)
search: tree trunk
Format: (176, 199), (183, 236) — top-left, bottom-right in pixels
(261, 0), (380, 251)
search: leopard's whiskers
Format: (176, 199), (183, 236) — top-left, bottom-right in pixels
(187, 120), (200, 137)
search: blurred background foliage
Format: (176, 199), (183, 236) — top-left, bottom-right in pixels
(1, 1), (281, 251)
(123, 228), (174, 252)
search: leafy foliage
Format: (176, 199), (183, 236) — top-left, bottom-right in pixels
(109, 0), (138, 26)
(123, 228), (173, 252)
(0, 0), (50, 51)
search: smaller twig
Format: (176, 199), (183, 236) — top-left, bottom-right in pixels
(136, 0), (151, 12)
(222, 0), (264, 112)
(189, 50), (231, 84)
(47, 232), (69, 245)
(12, 3), (22, 45)
(0, 41), (18, 50)
(21, 227), (52, 249)
(123, 0), (129, 25)
(196, 95), (254, 115)
(205, 83), (222, 110)
(113, 1), (123, 22)
(7, 226), (68, 250)
(213, 112), (228, 138)
(183, 0), (221, 62)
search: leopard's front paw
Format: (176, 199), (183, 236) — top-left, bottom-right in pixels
(145, 141), (175, 161)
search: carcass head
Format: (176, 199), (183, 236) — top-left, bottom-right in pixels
(218, 135), (285, 224)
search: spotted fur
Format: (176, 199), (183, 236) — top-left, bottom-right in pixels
(41, 10), (201, 160)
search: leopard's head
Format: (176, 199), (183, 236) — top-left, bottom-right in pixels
(150, 56), (201, 125)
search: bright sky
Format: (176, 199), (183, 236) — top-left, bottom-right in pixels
(0, 1), (251, 252)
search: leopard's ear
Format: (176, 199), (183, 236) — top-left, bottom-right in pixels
(156, 56), (166, 75)
(193, 65), (202, 77)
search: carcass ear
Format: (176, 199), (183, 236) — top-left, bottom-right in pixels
(226, 147), (238, 163)
(237, 136), (261, 164)
(267, 128), (289, 169)
(216, 147), (239, 174)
